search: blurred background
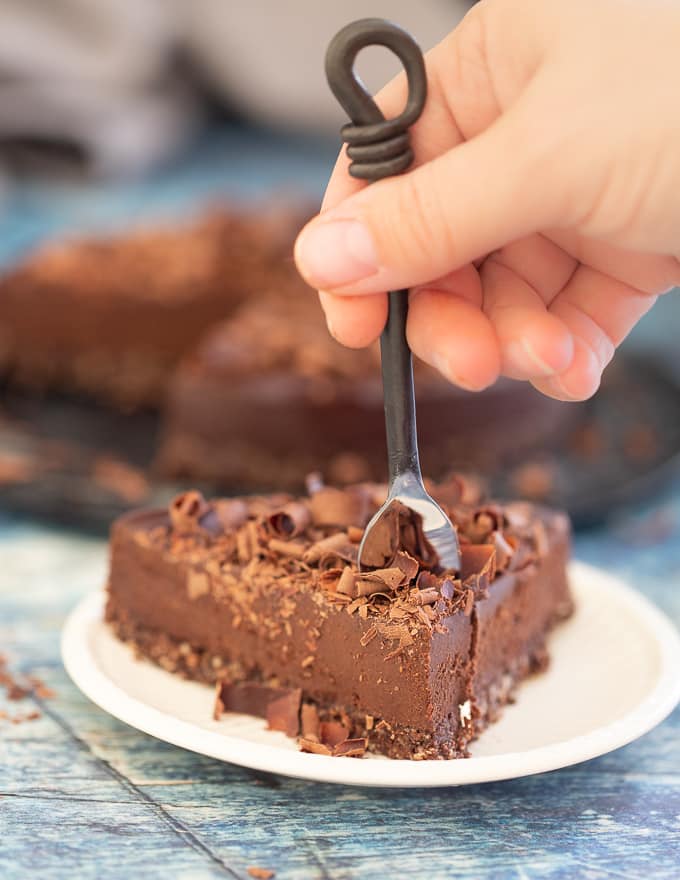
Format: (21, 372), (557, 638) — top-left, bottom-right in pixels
(0, 0), (679, 534)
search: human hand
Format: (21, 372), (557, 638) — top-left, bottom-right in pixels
(294, 0), (680, 400)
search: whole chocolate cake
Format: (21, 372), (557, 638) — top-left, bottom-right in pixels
(106, 476), (573, 759)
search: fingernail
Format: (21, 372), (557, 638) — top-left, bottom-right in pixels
(521, 338), (558, 375)
(318, 291), (337, 339)
(431, 352), (450, 378)
(324, 313), (338, 340)
(431, 351), (475, 391)
(506, 338), (557, 377)
(553, 340), (601, 400)
(295, 219), (379, 289)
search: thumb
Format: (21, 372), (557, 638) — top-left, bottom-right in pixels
(294, 88), (557, 296)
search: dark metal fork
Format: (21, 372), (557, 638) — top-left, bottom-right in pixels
(325, 18), (461, 572)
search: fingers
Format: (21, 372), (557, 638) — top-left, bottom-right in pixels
(405, 263), (500, 391)
(480, 237), (576, 379)
(485, 233), (577, 302)
(546, 230), (680, 294)
(322, 261), (501, 391)
(531, 337), (602, 402)
(532, 264), (657, 400)
(320, 246), (658, 401)
(300, 0), (670, 401)
(405, 235), (578, 387)
(318, 291), (386, 348)
(295, 87), (556, 297)
(480, 256), (574, 380)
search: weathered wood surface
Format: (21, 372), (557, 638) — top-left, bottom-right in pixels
(2, 485), (680, 880)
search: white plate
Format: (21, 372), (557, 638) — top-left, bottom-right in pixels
(62, 562), (680, 787)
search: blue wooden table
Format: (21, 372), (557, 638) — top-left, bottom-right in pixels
(1, 127), (680, 879)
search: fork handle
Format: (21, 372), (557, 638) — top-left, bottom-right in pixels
(325, 18), (427, 483)
(381, 290), (421, 480)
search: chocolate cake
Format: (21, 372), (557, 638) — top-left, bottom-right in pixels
(0, 205), (302, 408)
(156, 293), (571, 489)
(105, 476), (573, 759)
(0, 204), (573, 496)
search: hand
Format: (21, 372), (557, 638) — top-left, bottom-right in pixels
(294, 0), (680, 400)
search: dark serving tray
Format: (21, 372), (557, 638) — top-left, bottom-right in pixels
(1, 355), (679, 534)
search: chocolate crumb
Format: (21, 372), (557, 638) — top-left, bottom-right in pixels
(169, 490), (209, 531)
(459, 544), (496, 582)
(415, 587), (439, 605)
(304, 533), (357, 567)
(360, 625), (378, 647)
(268, 538), (307, 558)
(392, 550), (419, 582)
(332, 737), (368, 758)
(624, 424), (658, 461)
(510, 461), (556, 501)
(319, 720), (350, 747)
(299, 737), (332, 755)
(215, 682), (299, 724)
(570, 422), (605, 460)
(356, 567), (407, 596)
(247, 867), (275, 879)
(440, 580), (455, 601)
(266, 689), (302, 738)
(7, 683), (30, 701)
(336, 566), (357, 597)
(210, 499), (250, 532)
(493, 530), (515, 571)
(267, 503), (311, 538)
(0, 451), (35, 484)
(300, 703), (320, 739)
(0, 658), (53, 721)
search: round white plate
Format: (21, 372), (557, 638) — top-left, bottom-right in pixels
(62, 561), (680, 787)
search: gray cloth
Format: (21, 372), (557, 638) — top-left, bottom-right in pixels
(0, 0), (469, 176)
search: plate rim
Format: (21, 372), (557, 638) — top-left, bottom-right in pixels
(61, 561), (680, 788)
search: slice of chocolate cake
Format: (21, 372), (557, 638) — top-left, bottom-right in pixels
(0, 205), (303, 408)
(105, 476), (573, 759)
(156, 294), (571, 489)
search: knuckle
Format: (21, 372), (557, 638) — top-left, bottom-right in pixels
(400, 171), (453, 272)
(367, 172), (446, 273)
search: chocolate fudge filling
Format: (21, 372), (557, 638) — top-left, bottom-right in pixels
(106, 475), (573, 759)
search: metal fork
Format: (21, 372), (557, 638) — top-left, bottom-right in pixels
(325, 18), (461, 572)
